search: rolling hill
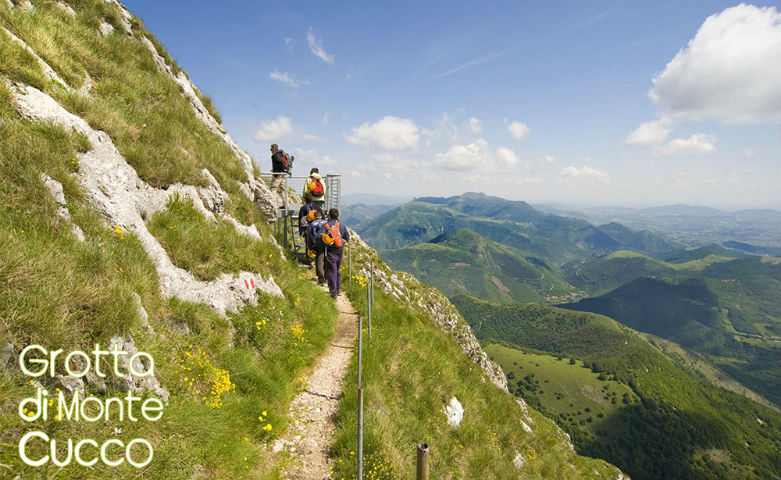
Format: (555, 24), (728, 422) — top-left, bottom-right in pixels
(381, 228), (576, 304)
(452, 295), (781, 480)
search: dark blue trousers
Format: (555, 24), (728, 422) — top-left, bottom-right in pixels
(325, 247), (343, 296)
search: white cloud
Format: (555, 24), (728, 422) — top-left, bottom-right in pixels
(744, 147), (754, 157)
(649, 4), (781, 123)
(345, 116), (420, 150)
(496, 147), (520, 167)
(294, 148), (335, 166)
(625, 118), (672, 145)
(467, 117), (482, 134)
(323, 112), (330, 125)
(656, 133), (717, 156)
(433, 140), (520, 170)
(269, 70), (308, 88)
(253, 116), (293, 141)
(560, 166), (611, 184)
(307, 27), (334, 64)
(284, 38), (293, 52)
(434, 139), (491, 170)
(508, 121), (530, 140)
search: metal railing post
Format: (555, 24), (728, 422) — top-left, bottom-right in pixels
(369, 262), (373, 339)
(357, 308), (364, 480)
(416, 443), (430, 480)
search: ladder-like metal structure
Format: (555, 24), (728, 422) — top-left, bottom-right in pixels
(261, 173), (341, 259)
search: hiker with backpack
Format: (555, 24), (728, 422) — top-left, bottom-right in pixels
(297, 191), (323, 237)
(303, 168), (326, 208)
(307, 209), (328, 284)
(321, 208), (350, 299)
(270, 143), (293, 197)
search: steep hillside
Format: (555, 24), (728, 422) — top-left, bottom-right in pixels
(0, 2), (626, 478)
(382, 228), (576, 303)
(563, 266), (781, 405)
(452, 295), (781, 480)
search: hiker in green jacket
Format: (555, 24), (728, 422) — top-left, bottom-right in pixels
(303, 168), (326, 208)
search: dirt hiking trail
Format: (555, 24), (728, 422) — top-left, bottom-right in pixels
(282, 291), (358, 479)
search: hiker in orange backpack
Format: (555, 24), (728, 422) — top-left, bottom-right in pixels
(303, 168), (326, 208)
(322, 208), (349, 299)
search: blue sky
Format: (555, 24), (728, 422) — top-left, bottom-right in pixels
(123, 1), (780, 209)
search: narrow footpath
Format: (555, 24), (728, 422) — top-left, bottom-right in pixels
(282, 292), (358, 480)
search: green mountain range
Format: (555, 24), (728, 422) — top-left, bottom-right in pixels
(452, 295), (781, 480)
(360, 193), (679, 261)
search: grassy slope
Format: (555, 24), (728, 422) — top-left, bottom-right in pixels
(1, 2), (336, 478)
(485, 344), (639, 439)
(330, 246), (622, 479)
(452, 295), (781, 480)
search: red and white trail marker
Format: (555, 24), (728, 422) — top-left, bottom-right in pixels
(244, 278), (255, 290)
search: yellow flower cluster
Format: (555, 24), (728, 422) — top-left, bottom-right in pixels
(258, 410), (272, 432)
(111, 225), (125, 240)
(526, 446), (537, 460)
(178, 346), (235, 409)
(290, 321), (307, 343)
(353, 275), (369, 288)
(255, 319), (267, 330)
(363, 454), (399, 480)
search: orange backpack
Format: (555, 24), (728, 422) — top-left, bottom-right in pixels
(321, 221), (343, 248)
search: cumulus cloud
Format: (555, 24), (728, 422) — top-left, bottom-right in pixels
(625, 118), (673, 145)
(434, 140), (520, 170)
(649, 4), (781, 123)
(307, 27), (334, 64)
(434, 139), (491, 170)
(253, 116), (293, 141)
(656, 133), (717, 156)
(560, 166), (611, 184)
(496, 147), (520, 167)
(269, 70), (308, 88)
(344, 116), (420, 150)
(543, 155), (555, 163)
(507, 121), (530, 140)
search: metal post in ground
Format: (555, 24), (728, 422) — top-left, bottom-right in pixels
(283, 212), (288, 249)
(366, 273), (374, 340)
(357, 310), (364, 480)
(416, 443), (430, 480)
(369, 262), (373, 339)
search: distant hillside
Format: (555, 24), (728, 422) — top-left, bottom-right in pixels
(452, 295), (781, 480)
(381, 228), (576, 303)
(563, 247), (743, 295)
(562, 263), (781, 406)
(338, 203), (397, 230)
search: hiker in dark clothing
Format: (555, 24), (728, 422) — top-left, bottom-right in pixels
(323, 208), (350, 298)
(269, 143), (288, 196)
(307, 210), (328, 284)
(297, 191), (323, 237)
